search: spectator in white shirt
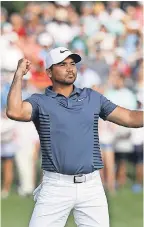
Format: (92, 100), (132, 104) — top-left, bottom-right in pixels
(1, 109), (17, 198)
(106, 72), (137, 188)
(15, 121), (40, 196)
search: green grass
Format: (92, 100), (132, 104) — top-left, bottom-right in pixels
(1, 186), (143, 227)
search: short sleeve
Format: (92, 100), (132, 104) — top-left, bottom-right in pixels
(24, 94), (39, 121)
(99, 94), (117, 120)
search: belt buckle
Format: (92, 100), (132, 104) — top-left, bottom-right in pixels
(74, 174), (86, 183)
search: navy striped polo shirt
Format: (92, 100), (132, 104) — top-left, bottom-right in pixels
(25, 86), (117, 175)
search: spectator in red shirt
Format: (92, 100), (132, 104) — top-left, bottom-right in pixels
(10, 13), (26, 37)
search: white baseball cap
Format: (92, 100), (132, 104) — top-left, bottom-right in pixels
(45, 47), (81, 69)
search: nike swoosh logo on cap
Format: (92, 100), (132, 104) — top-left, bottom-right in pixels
(60, 50), (69, 53)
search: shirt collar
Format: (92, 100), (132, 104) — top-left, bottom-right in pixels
(45, 86), (81, 98)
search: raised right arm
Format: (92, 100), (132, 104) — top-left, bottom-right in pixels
(6, 58), (33, 122)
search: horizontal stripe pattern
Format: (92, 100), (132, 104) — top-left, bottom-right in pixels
(38, 112), (103, 172)
(39, 114), (56, 172)
(93, 113), (103, 170)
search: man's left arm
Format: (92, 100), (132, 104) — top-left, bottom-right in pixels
(106, 106), (143, 128)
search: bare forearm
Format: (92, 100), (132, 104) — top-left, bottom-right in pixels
(6, 70), (23, 116)
(129, 110), (143, 128)
(107, 106), (143, 128)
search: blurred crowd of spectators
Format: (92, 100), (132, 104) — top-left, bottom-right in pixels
(1, 1), (143, 198)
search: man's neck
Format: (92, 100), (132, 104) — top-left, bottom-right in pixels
(52, 84), (74, 97)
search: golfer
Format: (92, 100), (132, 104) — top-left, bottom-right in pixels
(6, 47), (143, 227)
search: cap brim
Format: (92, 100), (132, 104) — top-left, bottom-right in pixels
(45, 51), (81, 69)
(67, 53), (81, 64)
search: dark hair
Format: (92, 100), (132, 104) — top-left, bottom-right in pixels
(49, 65), (53, 70)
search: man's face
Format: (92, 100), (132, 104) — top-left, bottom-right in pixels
(47, 57), (77, 85)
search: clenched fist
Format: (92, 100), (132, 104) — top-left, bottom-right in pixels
(16, 58), (31, 76)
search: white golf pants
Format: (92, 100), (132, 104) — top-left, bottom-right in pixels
(29, 170), (109, 227)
